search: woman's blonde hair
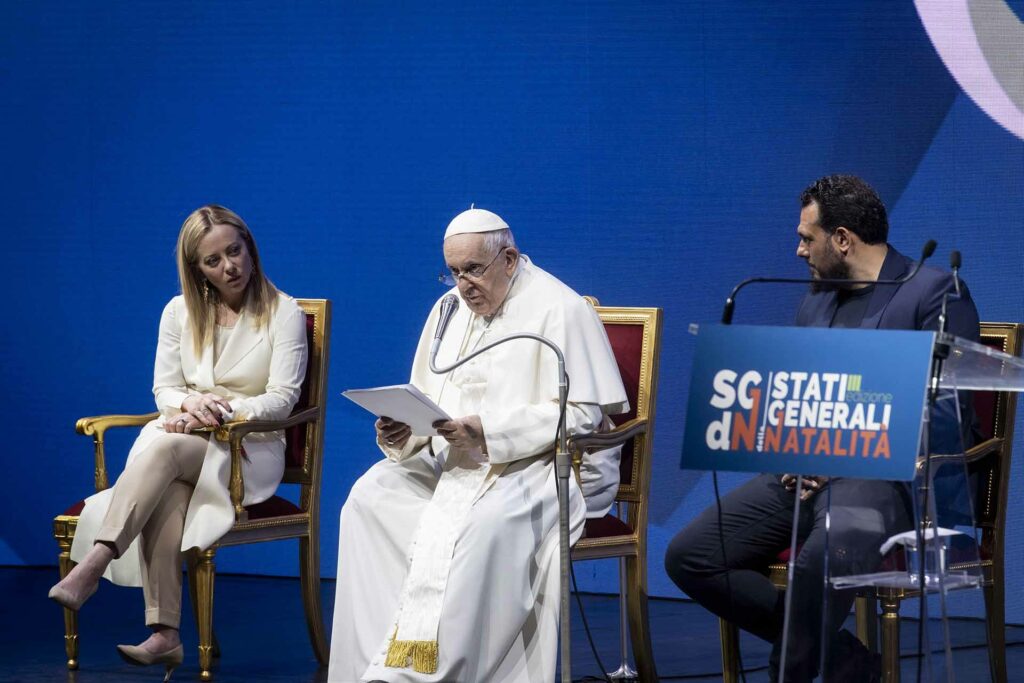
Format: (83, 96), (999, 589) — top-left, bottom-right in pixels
(176, 205), (278, 355)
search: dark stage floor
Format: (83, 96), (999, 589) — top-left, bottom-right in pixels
(2, 566), (1022, 682)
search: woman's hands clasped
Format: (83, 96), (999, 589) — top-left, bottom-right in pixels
(165, 393), (233, 434)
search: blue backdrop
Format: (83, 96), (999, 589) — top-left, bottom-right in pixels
(4, 1), (1023, 621)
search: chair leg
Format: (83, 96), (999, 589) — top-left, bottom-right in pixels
(855, 595), (878, 654)
(195, 548), (217, 682)
(623, 554), (658, 683)
(609, 555), (638, 678)
(879, 595), (901, 683)
(983, 579), (1007, 683)
(53, 518), (79, 671)
(187, 551), (220, 659)
(718, 618), (741, 683)
(57, 549), (80, 670)
(299, 534), (329, 664)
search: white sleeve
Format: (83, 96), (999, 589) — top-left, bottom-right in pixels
(229, 302), (309, 421)
(152, 300), (191, 417)
(480, 401), (602, 464)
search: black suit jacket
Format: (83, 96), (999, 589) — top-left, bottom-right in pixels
(795, 245), (981, 517)
(795, 245), (980, 345)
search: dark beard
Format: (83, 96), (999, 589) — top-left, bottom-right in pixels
(809, 257), (852, 293)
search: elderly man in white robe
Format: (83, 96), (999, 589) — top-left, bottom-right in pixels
(328, 208), (628, 683)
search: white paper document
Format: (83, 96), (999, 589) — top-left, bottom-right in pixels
(342, 384), (451, 436)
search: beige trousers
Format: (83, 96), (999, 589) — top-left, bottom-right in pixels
(94, 432), (207, 628)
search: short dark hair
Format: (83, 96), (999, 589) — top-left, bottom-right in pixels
(799, 174), (888, 244)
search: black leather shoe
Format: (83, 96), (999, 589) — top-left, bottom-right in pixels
(825, 629), (881, 683)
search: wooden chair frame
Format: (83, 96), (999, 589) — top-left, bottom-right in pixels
(53, 298), (331, 681)
(570, 301), (662, 683)
(719, 322), (1022, 683)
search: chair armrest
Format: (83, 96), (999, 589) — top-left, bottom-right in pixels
(76, 412), (160, 436)
(915, 437), (1003, 474)
(211, 406), (321, 442)
(209, 406), (321, 522)
(964, 437), (1003, 463)
(75, 412), (160, 491)
(569, 417), (648, 486)
(570, 417), (647, 452)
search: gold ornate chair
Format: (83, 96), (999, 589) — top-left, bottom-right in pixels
(719, 322), (1022, 683)
(570, 298), (662, 683)
(52, 298), (332, 681)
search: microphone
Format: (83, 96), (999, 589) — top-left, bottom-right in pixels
(950, 250), (962, 297)
(429, 294), (460, 363)
(938, 250), (963, 337)
(721, 240), (937, 324)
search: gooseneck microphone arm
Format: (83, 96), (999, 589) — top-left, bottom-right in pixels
(937, 250), (962, 338)
(427, 301), (574, 683)
(950, 249), (961, 297)
(720, 240), (937, 324)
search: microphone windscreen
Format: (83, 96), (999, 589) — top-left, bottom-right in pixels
(436, 294), (460, 338)
(922, 240), (937, 260)
(950, 250), (962, 269)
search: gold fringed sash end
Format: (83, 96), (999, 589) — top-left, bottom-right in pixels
(385, 639), (439, 673)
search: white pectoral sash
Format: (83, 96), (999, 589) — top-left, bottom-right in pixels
(384, 450), (491, 673)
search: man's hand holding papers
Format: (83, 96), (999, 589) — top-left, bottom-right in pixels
(342, 383), (451, 436)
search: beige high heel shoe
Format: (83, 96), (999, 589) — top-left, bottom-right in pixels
(116, 643), (185, 682)
(47, 581), (98, 612)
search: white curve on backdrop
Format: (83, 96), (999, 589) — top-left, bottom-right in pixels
(916, 0), (1024, 140)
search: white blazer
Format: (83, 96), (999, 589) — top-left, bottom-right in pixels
(71, 291), (308, 586)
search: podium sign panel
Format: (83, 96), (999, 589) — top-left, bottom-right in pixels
(681, 325), (935, 481)
(680, 326), (1024, 682)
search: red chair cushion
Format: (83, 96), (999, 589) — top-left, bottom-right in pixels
(244, 495), (303, 519)
(284, 312), (317, 469)
(971, 336), (1006, 441)
(584, 514), (633, 539)
(63, 500), (86, 516)
(602, 321), (644, 487)
(973, 390), (997, 441)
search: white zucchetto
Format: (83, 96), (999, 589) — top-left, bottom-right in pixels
(443, 207), (509, 240)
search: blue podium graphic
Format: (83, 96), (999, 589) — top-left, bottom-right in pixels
(681, 325), (936, 481)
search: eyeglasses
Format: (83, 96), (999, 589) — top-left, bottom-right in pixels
(438, 247), (508, 287)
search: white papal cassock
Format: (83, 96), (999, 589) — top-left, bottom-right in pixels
(328, 256), (627, 683)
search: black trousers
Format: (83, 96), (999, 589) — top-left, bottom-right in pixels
(664, 474), (914, 682)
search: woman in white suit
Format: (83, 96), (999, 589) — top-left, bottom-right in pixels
(49, 205), (308, 679)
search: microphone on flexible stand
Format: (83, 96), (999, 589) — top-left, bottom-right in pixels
(950, 249), (962, 297)
(931, 249), (964, 404)
(937, 250), (962, 337)
(429, 294), (460, 369)
(720, 240), (937, 325)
